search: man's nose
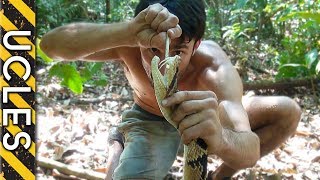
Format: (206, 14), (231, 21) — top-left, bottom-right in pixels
(156, 50), (175, 60)
(156, 48), (166, 60)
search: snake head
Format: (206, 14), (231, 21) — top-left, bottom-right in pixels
(164, 55), (181, 96)
(150, 33), (181, 126)
(151, 54), (181, 92)
(151, 54), (180, 127)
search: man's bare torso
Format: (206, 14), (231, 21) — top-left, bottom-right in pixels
(118, 40), (228, 116)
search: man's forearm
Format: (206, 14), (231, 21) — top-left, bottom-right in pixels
(40, 22), (134, 60)
(215, 128), (260, 169)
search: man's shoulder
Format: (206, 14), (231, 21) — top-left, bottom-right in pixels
(195, 40), (239, 83)
(195, 40), (231, 70)
(199, 40), (225, 54)
(200, 40), (222, 49)
(195, 41), (242, 100)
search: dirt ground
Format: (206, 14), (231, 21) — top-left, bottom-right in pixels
(36, 62), (320, 180)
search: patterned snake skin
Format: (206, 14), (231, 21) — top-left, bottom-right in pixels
(151, 34), (208, 180)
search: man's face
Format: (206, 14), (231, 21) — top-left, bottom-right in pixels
(140, 38), (197, 83)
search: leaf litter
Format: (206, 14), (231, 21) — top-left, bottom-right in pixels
(36, 62), (320, 179)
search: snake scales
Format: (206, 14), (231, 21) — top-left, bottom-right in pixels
(150, 33), (208, 179)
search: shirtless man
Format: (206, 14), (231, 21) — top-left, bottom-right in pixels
(40, 0), (301, 179)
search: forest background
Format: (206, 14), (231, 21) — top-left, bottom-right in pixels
(36, 0), (320, 179)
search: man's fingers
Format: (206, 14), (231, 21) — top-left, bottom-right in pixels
(167, 25), (182, 39)
(177, 112), (205, 133)
(145, 4), (179, 34)
(137, 3), (181, 48)
(150, 32), (167, 49)
(163, 91), (218, 107)
(157, 15), (179, 32)
(171, 98), (218, 123)
(145, 3), (164, 24)
(151, 8), (169, 30)
(181, 120), (212, 145)
(149, 25), (181, 49)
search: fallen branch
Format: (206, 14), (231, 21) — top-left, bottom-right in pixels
(70, 95), (133, 104)
(37, 156), (105, 180)
(243, 77), (320, 90)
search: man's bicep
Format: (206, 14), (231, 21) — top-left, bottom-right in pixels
(217, 62), (243, 101)
(205, 62), (251, 131)
(219, 100), (251, 132)
(203, 63), (243, 102)
(217, 64), (252, 131)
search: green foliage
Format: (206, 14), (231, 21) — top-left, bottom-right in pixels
(36, 38), (53, 63)
(37, 0), (105, 36)
(275, 3), (320, 79)
(109, 1), (139, 22)
(204, 0), (319, 79)
(49, 63), (83, 94)
(37, 0), (108, 94)
(37, 0), (320, 94)
(279, 11), (320, 23)
(46, 62), (108, 94)
(317, 60), (320, 74)
(79, 62), (109, 87)
(236, 0), (248, 9)
(37, 37), (108, 93)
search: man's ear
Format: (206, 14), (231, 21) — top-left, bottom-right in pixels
(192, 39), (201, 55)
(194, 39), (201, 50)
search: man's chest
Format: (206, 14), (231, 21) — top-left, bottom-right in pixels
(123, 60), (210, 96)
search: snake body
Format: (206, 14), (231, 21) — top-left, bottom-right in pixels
(151, 34), (208, 179)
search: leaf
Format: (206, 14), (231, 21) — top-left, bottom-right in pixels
(312, 156), (320, 163)
(80, 62), (105, 83)
(316, 61), (320, 74)
(222, 30), (233, 39)
(305, 48), (318, 69)
(92, 79), (108, 86)
(278, 11), (320, 24)
(277, 63), (309, 79)
(90, 62), (103, 73)
(295, 12), (320, 24)
(236, 0), (248, 9)
(80, 68), (92, 82)
(49, 63), (83, 94)
(278, 63), (307, 70)
(36, 38), (53, 63)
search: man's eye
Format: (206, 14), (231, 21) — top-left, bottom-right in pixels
(175, 51), (182, 55)
(151, 48), (159, 53)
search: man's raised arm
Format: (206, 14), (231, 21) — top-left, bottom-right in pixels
(40, 22), (134, 61)
(40, 3), (182, 61)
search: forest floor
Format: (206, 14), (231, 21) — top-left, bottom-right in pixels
(36, 61), (320, 180)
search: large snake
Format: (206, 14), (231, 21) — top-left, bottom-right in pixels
(150, 33), (208, 179)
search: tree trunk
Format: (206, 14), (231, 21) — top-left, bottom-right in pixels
(106, 0), (110, 22)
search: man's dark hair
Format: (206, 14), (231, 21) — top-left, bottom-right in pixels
(135, 0), (206, 42)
